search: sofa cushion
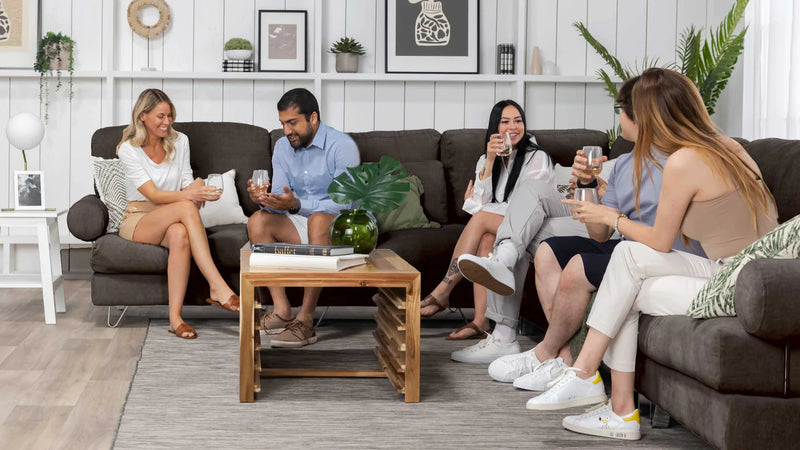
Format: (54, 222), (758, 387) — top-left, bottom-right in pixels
(638, 314), (786, 396)
(531, 129), (610, 166)
(378, 224), (462, 269)
(349, 129), (441, 162)
(375, 175), (440, 232)
(735, 258), (800, 340)
(746, 138), (800, 221)
(401, 161), (447, 223)
(92, 234), (167, 274)
(206, 224), (249, 269)
(440, 129), (488, 224)
(67, 194), (109, 241)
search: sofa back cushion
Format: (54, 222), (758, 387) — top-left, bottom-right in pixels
(745, 138), (800, 222)
(91, 122), (271, 217)
(441, 128), (610, 224)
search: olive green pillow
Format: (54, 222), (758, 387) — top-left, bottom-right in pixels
(376, 175), (441, 232)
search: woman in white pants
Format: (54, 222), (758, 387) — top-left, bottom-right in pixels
(524, 68), (778, 441)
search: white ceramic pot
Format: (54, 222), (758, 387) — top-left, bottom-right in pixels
(46, 46), (71, 70)
(225, 49), (253, 61)
(335, 53), (359, 73)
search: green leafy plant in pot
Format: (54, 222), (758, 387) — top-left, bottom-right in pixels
(34, 32), (75, 123)
(224, 37), (253, 60)
(327, 156), (410, 253)
(329, 36), (366, 73)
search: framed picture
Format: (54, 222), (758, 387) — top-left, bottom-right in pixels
(14, 170), (44, 210)
(386, 0), (479, 74)
(0, 0), (41, 69)
(258, 10), (307, 72)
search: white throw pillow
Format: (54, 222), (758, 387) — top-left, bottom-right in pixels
(199, 169), (248, 227)
(90, 156), (127, 233)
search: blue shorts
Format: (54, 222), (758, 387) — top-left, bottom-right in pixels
(542, 236), (622, 288)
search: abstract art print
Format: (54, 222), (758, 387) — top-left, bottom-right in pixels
(258, 10), (307, 72)
(386, 0), (479, 73)
(0, 0), (40, 69)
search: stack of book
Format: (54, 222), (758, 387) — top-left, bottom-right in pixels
(249, 243), (366, 271)
(222, 59), (255, 72)
(496, 44), (515, 74)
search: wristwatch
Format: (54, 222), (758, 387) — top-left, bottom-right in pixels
(287, 195), (301, 214)
(577, 178), (599, 188)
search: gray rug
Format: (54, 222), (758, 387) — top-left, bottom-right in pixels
(114, 319), (707, 449)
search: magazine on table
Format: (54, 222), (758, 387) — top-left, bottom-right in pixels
(249, 252), (366, 271)
(251, 242), (354, 256)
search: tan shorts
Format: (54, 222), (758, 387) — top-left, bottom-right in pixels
(118, 201), (160, 241)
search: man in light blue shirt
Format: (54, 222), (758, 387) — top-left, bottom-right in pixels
(247, 88), (360, 348)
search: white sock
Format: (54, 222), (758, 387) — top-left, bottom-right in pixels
(492, 323), (517, 343)
(493, 240), (518, 269)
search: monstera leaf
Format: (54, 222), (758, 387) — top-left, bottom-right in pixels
(328, 156), (410, 214)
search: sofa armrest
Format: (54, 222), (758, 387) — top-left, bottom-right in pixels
(735, 258), (800, 340)
(67, 194), (109, 241)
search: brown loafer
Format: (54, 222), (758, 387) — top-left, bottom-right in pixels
(206, 294), (240, 312)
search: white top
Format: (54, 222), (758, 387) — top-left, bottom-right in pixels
(118, 132), (195, 202)
(462, 146), (555, 216)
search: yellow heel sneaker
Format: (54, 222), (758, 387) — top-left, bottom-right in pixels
(562, 401), (641, 441)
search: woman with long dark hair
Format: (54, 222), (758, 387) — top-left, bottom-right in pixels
(420, 100), (564, 339)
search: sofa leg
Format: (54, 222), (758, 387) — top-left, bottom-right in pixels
(106, 306), (129, 328)
(651, 405), (672, 429)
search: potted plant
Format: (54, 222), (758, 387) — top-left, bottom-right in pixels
(224, 37), (253, 60)
(33, 32), (75, 123)
(327, 156), (410, 253)
(329, 36), (366, 73)
(575, 0), (748, 145)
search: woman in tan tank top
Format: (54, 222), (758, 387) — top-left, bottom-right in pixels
(522, 68), (778, 440)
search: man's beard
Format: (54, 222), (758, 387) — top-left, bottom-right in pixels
(289, 128), (314, 149)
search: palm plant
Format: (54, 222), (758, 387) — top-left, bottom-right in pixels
(328, 156), (410, 213)
(575, 0), (749, 143)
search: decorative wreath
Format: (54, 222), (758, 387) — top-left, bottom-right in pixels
(127, 0), (171, 39)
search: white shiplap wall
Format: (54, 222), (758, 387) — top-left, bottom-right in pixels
(1, 0), (740, 270)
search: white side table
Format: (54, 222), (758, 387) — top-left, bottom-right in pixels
(0, 210), (66, 324)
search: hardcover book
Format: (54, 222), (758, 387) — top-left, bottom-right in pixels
(248, 252), (367, 271)
(251, 243), (355, 256)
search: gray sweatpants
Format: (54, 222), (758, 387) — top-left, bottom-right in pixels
(485, 179), (588, 328)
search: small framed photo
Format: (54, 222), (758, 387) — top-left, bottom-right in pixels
(14, 170), (45, 210)
(258, 10), (307, 72)
(0, 0), (41, 69)
(386, 0), (480, 74)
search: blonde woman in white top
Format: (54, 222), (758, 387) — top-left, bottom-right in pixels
(420, 100), (559, 339)
(117, 89), (239, 339)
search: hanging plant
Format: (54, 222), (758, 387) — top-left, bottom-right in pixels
(33, 32), (75, 123)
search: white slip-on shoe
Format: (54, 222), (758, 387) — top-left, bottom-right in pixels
(513, 357), (568, 391)
(488, 347), (541, 382)
(451, 334), (522, 364)
(457, 253), (515, 296)
(563, 401), (641, 440)
(525, 368), (607, 410)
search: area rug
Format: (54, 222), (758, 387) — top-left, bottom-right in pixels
(114, 319), (706, 449)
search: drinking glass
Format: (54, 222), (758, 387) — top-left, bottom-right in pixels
(573, 187), (599, 204)
(498, 132), (513, 157)
(583, 146), (603, 175)
(252, 169), (270, 196)
(206, 173), (224, 194)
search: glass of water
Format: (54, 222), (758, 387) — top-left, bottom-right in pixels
(252, 169), (270, 196)
(574, 187), (599, 204)
(583, 146), (603, 175)
(498, 132), (513, 157)
(206, 173), (224, 194)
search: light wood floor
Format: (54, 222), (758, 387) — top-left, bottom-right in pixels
(0, 280), (148, 450)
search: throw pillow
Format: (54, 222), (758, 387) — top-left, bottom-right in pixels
(553, 159), (617, 199)
(90, 156), (127, 233)
(199, 169), (248, 228)
(687, 214), (800, 318)
(375, 175), (441, 232)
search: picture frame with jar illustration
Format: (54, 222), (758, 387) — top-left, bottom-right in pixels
(0, 0), (41, 69)
(385, 0), (479, 74)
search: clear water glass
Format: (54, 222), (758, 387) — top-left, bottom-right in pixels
(252, 169), (270, 195)
(583, 146), (603, 175)
(206, 173), (223, 194)
(498, 132), (513, 157)
(574, 187), (599, 204)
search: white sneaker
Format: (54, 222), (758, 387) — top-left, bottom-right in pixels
(457, 254), (515, 296)
(488, 347), (541, 382)
(513, 357), (568, 391)
(450, 334), (521, 364)
(563, 401), (641, 440)
(525, 368), (607, 410)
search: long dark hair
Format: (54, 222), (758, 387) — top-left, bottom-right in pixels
(485, 100), (545, 202)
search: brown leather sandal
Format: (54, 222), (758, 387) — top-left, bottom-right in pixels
(168, 323), (198, 339)
(446, 322), (490, 340)
(206, 294), (240, 312)
(420, 294), (449, 317)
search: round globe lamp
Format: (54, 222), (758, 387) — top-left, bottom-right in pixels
(6, 112), (45, 171)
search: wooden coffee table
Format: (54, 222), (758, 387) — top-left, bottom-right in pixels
(239, 248), (421, 403)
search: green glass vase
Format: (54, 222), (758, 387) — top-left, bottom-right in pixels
(329, 209), (378, 254)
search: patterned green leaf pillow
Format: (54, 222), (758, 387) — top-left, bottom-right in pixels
(687, 214), (800, 318)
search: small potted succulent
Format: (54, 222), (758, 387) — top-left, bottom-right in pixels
(33, 32), (75, 123)
(327, 156), (410, 253)
(329, 36), (366, 73)
(224, 37), (253, 60)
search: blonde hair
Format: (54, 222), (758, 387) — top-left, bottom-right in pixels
(631, 68), (775, 233)
(116, 89), (178, 159)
